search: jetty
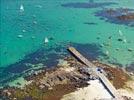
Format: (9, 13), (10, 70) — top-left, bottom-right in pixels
(68, 47), (123, 100)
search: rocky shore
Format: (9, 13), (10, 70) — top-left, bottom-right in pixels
(0, 56), (134, 100)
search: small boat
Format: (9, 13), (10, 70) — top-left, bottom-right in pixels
(44, 37), (49, 44)
(31, 36), (35, 39)
(20, 4), (24, 12)
(105, 50), (109, 56)
(100, 43), (104, 47)
(32, 14), (36, 18)
(36, 5), (42, 8)
(33, 21), (37, 24)
(17, 34), (23, 38)
(119, 30), (123, 36)
(123, 38), (127, 43)
(22, 29), (26, 33)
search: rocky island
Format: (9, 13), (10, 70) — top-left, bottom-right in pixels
(95, 8), (134, 27)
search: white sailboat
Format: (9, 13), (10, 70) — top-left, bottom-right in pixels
(20, 4), (24, 12)
(44, 37), (49, 44)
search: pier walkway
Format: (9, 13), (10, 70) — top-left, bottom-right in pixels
(68, 47), (123, 100)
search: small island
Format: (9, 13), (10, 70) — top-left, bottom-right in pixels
(95, 8), (134, 27)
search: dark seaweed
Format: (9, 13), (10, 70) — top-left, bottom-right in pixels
(84, 22), (97, 25)
(0, 42), (105, 87)
(95, 8), (134, 27)
(71, 43), (105, 61)
(61, 2), (117, 9)
(126, 62), (134, 72)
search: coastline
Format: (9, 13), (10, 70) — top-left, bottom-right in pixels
(1, 0), (134, 100)
(0, 55), (134, 100)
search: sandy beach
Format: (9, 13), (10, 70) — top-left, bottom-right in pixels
(62, 80), (113, 100)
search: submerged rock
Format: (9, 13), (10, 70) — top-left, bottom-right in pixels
(126, 63), (134, 73)
(49, 36), (54, 40)
(118, 38), (123, 42)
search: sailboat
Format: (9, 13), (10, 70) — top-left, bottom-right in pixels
(44, 37), (49, 44)
(20, 4), (24, 12)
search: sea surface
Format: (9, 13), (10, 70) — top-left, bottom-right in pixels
(0, 0), (134, 87)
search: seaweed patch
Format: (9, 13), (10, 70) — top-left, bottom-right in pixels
(95, 8), (134, 27)
(84, 22), (97, 25)
(61, 2), (117, 9)
(0, 42), (104, 87)
(126, 62), (134, 73)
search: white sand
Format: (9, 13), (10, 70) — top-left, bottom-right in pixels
(61, 79), (113, 100)
(60, 67), (75, 72)
(118, 80), (134, 99)
(118, 89), (134, 99)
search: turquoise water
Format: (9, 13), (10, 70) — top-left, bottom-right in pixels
(0, 0), (134, 86)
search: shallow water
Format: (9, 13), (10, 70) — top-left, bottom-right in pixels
(0, 0), (134, 86)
